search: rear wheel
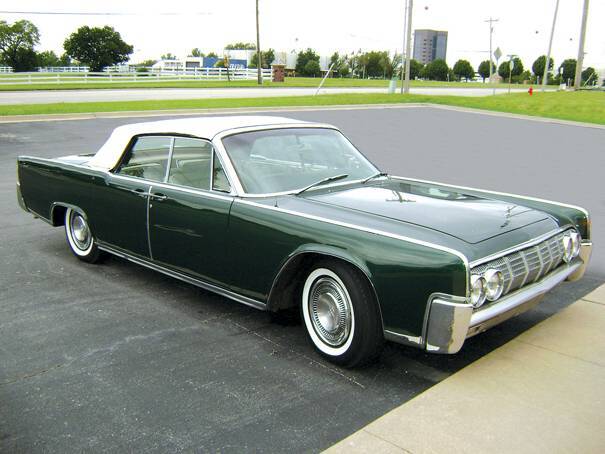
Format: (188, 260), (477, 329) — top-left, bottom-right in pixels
(301, 259), (383, 367)
(64, 208), (104, 263)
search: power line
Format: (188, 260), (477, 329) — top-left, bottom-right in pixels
(0, 10), (212, 16)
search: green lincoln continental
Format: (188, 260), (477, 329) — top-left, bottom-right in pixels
(17, 116), (592, 367)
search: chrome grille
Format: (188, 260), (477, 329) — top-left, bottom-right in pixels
(472, 231), (570, 297)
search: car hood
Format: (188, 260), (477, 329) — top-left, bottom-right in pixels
(304, 180), (552, 244)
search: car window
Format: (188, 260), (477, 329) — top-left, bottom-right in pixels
(222, 128), (377, 194)
(212, 151), (231, 193)
(167, 138), (212, 190)
(117, 136), (171, 182)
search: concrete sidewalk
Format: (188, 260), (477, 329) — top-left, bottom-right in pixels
(326, 284), (605, 454)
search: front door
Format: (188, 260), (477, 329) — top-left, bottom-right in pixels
(148, 137), (234, 285)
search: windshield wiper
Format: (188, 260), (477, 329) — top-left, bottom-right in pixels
(295, 174), (349, 195)
(361, 172), (388, 184)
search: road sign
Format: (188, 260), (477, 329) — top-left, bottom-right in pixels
(494, 47), (502, 61)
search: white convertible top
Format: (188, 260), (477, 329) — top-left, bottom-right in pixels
(87, 115), (310, 170)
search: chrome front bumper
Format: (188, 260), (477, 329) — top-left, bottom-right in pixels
(424, 241), (592, 354)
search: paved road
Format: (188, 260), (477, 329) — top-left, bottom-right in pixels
(0, 86), (530, 105)
(1, 107), (602, 452)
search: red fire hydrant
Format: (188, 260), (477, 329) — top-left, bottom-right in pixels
(528, 86), (533, 96)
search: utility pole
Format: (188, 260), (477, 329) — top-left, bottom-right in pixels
(484, 17), (498, 95)
(400, 0), (408, 94)
(542, 0), (560, 92)
(255, 0), (262, 85)
(403, 0), (414, 94)
(574, 0), (589, 89)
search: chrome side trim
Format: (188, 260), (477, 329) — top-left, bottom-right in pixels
(470, 260), (581, 328)
(384, 330), (422, 347)
(468, 227), (569, 268)
(110, 173), (235, 202)
(97, 243), (267, 311)
(27, 207), (53, 225)
(235, 198), (470, 297)
(391, 175), (591, 239)
(146, 185), (153, 260)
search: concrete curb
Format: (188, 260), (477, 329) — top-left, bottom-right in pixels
(1, 103), (603, 130)
(325, 283), (605, 454)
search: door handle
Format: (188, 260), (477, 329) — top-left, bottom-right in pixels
(129, 188), (147, 197)
(150, 193), (167, 201)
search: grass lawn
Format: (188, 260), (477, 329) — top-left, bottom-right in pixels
(1, 91), (603, 125)
(0, 76), (518, 91)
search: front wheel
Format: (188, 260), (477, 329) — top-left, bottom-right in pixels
(64, 208), (105, 263)
(301, 260), (383, 367)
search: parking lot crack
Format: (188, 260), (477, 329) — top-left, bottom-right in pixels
(1, 363), (66, 386)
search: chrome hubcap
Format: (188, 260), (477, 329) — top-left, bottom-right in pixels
(70, 213), (91, 250)
(309, 277), (352, 347)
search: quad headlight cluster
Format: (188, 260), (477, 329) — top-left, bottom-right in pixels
(470, 230), (582, 309)
(470, 269), (504, 308)
(562, 230), (582, 263)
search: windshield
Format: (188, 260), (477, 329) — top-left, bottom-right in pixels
(221, 128), (378, 194)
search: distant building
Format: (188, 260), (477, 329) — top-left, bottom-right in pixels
(413, 29), (448, 65)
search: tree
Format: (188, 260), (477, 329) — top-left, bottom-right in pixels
(532, 55), (554, 81)
(304, 60), (321, 77)
(558, 58), (576, 83)
(190, 48), (204, 57)
(498, 58), (523, 83)
(0, 20), (40, 70)
(249, 48), (275, 68)
(295, 48), (320, 76)
(206, 52), (218, 58)
(497, 61), (509, 78)
(161, 53), (177, 60)
(424, 59), (449, 81)
(63, 26), (133, 72)
(138, 59), (157, 67)
(406, 59), (423, 80)
(452, 59), (474, 81)
(477, 60), (495, 82)
(58, 53), (72, 66)
(581, 67), (597, 85)
(225, 42), (256, 50)
(36, 50), (61, 67)
(12, 47), (38, 71)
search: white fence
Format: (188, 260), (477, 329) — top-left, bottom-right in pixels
(0, 67), (272, 85)
(38, 66), (90, 73)
(0, 67), (13, 73)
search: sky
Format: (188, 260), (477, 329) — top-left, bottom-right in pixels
(3, 0), (604, 70)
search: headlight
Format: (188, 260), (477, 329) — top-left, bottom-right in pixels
(470, 274), (487, 308)
(569, 231), (581, 259)
(562, 233), (573, 263)
(484, 269), (504, 301)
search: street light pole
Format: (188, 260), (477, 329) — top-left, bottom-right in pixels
(400, 0), (408, 94)
(484, 17), (498, 95)
(574, 0), (589, 90)
(542, 0), (560, 92)
(403, 0), (414, 94)
(255, 0), (262, 85)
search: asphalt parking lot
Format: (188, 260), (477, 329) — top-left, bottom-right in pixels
(1, 106), (603, 452)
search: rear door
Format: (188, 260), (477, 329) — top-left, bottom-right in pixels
(89, 135), (172, 258)
(148, 137), (234, 285)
